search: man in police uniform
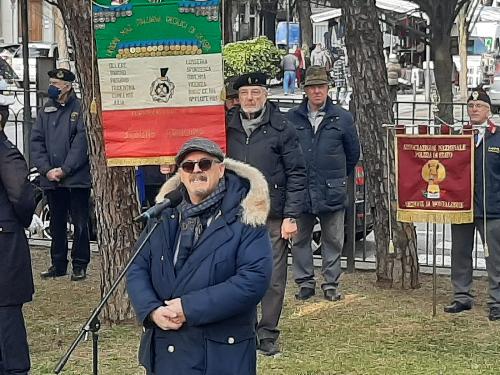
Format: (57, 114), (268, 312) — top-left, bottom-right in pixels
(226, 72), (306, 355)
(0, 103), (36, 374)
(445, 89), (500, 321)
(31, 68), (92, 281)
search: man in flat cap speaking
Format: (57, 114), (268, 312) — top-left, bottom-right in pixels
(226, 72), (306, 355)
(445, 88), (500, 321)
(31, 68), (92, 282)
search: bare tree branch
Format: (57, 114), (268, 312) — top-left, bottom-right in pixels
(453, 0), (472, 22)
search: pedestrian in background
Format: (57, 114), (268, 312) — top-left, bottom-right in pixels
(445, 89), (500, 321)
(0, 104), (36, 375)
(223, 76), (240, 111)
(310, 43), (324, 67)
(281, 49), (299, 95)
(227, 72), (307, 355)
(294, 46), (306, 85)
(287, 66), (360, 302)
(127, 138), (273, 374)
(386, 54), (401, 103)
(31, 68), (91, 281)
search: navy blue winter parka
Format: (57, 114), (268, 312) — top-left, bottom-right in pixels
(30, 91), (91, 189)
(286, 97), (360, 215)
(127, 159), (273, 375)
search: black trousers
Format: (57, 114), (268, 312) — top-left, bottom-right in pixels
(0, 305), (30, 375)
(46, 187), (91, 272)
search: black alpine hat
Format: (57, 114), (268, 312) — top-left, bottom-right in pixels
(48, 68), (76, 82)
(233, 72), (267, 90)
(468, 88), (491, 107)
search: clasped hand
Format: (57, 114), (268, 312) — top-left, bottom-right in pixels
(150, 298), (186, 331)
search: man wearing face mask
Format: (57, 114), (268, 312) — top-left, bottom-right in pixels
(31, 68), (91, 281)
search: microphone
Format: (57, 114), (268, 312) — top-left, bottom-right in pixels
(133, 189), (183, 222)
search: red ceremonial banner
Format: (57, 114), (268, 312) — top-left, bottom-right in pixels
(396, 135), (474, 224)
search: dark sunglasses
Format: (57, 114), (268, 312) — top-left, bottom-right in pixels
(180, 158), (219, 173)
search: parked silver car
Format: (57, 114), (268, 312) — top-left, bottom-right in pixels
(489, 75), (500, 113)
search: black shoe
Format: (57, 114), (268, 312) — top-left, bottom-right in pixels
(40, 266), (67, 279)
(443, 301), (472, 314)
(258, 339), (280, 356)
(71, 268), (87, 281)
(295, 287), (315, 300)
(323, 289), (342, 301)
(489, 306), (500, 321)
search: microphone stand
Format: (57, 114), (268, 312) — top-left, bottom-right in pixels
(54, 219), (162, 374)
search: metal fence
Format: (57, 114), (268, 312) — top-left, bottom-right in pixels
(6, 90), (484, 270)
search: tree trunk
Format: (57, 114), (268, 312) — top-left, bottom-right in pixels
(223, 0), (234, 43)
(411, 0), (461, 124)
(296, 0), (313, 49)
(53, 1), (142, 323)
(261, 0), (278, 42)
(53, 7), (70, 69)
(458, 7), (469, 101)
(342, 0), (419, 289)
(431, 23), (454, 123)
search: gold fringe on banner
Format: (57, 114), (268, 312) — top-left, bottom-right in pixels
(397, 210), (473, 224)
(107, 156), (176, 167)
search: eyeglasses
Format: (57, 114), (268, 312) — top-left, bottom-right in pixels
(180, 158), (219, 173)
(467, 103), (489, 109)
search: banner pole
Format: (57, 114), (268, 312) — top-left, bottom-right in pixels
(386, 127), (395, 254)
(432, 222), (437, 317)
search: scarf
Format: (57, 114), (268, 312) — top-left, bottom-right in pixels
(174, 178), (226, 274)
(240, 104), (267, 137)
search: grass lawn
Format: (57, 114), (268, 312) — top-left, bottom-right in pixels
(26, 246), (500, 374)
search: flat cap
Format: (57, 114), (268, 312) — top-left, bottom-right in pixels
(468, 88), (491, 106)
(233, 72), (267, 90)
(175, 137), (225, 165)
(48, 68), (76, 82)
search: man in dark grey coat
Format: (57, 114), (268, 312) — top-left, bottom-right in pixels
(226, 72), (307, 356)
(0, 107), (36, 374)
(31, 68), (91, 281)
(286, 66), (360, 302)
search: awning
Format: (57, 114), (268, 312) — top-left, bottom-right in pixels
(310, 0), (420, 23)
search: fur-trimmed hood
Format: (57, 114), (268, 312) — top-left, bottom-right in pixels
(155, 158), (270, 227)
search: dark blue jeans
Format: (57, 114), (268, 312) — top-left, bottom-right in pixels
(46, 187), (91, 272)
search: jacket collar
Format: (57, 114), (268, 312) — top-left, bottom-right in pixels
(156, 158), (270, 227)
(228, 101), (286, 132)
(296, 96), (341, 119)
(45, 90), (76, 111)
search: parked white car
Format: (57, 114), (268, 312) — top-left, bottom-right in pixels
(8, 42), (74, 83)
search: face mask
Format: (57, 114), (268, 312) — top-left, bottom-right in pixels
(48, 85), (61, 99)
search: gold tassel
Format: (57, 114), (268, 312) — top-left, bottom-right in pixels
(484, 243), (490, 258)
(388, 239), (395, 254)
(107, 156), (176, 167)
(396, 210), (473, 224)
(90, 99), (97, 114)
